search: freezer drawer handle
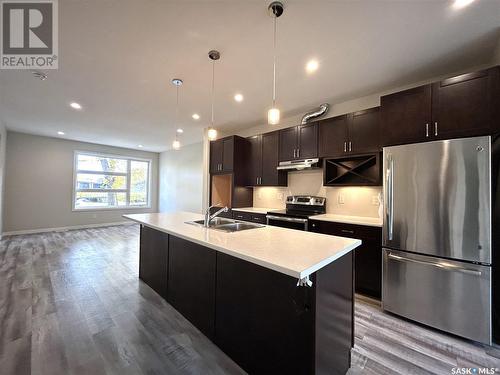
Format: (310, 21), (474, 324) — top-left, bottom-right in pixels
(387, 253), (482, 276)
(341, 229), (355, 234)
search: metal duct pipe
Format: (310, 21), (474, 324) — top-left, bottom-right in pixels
(301, 103), (330, 124)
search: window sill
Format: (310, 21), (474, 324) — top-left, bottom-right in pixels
(72, 205), (152, 212)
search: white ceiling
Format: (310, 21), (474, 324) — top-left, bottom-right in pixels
(0, 0), (499, 152)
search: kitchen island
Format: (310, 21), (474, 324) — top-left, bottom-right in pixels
(124, 212), (361, 375)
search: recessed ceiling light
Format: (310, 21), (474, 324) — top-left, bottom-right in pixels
(70, 102), (82, 110)
(177, 128), (183, 134)
(192, 113), (200, 120)
(57, 131), (65, 135)
(234, 93), (244, 102)
(306, 59), (319, 73)
(137, 144), (143, 148)
(453, 0), (475, 8)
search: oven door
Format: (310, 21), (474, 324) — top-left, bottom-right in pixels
(266, 215), (308, 231)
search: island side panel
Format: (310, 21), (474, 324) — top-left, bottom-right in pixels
(167, 235), (217, 340)
(139, 225), (169, 299)
(215, 252), (315, 375)
(314, 251), (354, 375)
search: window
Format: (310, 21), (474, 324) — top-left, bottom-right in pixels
(73, 151), (151, 210)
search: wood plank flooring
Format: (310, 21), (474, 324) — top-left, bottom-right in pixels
(0, 224), (498, 375)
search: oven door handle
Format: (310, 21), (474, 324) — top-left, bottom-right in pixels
(266, 215), (309, 231)
(266, 215), (308, 223)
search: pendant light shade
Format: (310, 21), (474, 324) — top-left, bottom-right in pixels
(207, 128), (218, 140)
(208, 50), (220, 141)
(172, 139), (181, 150)
(268, 108), (280, 125)
(268, 1), (283, 125)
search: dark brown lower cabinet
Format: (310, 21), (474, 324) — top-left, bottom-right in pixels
(309, 220), (382, 299)
(231, 210), (267, 224)
(139, 228), (354, 374)
(139, 225), (168, 298)
(167, 236), (217, 339)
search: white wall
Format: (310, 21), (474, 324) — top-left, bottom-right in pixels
(159, 141), (203, 214)
(0, 122), (7, 237)
(4, 131), (159, 234)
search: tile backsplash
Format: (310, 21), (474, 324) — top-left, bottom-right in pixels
(253, 169), (382, 218)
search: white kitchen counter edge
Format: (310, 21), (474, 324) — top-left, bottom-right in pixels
(125, 215), (361, 280)
(310, 214), (383, 227)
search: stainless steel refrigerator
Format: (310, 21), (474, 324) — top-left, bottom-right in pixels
(382, 136), (492, 345)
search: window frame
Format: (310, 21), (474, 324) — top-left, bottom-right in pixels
(72, 150), (152, 211)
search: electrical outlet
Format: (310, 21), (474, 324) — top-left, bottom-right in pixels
(338, 194), (345, 205)
(372, 195), (380, 205)
(277, 192), (283, 201)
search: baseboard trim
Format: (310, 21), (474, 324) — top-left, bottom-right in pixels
(2, 221), (136, 237)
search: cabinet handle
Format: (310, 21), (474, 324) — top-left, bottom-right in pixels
(341, 229), (355, 234)
(311, 223), (316, 227)
(260, 177), (262, 185)
(425, 123), (429, 137)
(293, 149), (296, 158)
(344, 142), (347, 152)
(297, 148), (300, 158)
(349, 141), (352, 152)
(434, 122), (438, 136)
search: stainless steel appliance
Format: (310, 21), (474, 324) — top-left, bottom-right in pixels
(382, 136), (492, 345)
(277, 158), (319, 171)
(266, 195), (326, 231)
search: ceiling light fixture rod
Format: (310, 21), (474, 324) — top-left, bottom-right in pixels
(171, 78), (183, 149)
(272, 11), (277, 107)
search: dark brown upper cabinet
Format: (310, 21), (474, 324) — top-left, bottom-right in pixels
(381, 66), (500, 147)
(210, 136), (234, 173)
(278, 122), (318, 161)
(248, 131), (287, 187)
(319, 107), (381, 158)
(432, 67), (499, 140)
(381, 85), (432, 147)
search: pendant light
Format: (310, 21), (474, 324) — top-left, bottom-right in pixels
(267, 1), (283, 125)
(207, 50), (220, 141)
(172, 78), (183, 150)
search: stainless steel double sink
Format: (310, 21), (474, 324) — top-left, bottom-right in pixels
(186, 217), (264, 232)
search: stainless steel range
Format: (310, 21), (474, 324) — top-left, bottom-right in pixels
(266, 195), (326, 231)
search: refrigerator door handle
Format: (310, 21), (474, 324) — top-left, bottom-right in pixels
(386, 154), (394, 241)
(387, 253), (482, 276)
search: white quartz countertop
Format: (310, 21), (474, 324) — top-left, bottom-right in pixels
(310, 214), (383, 227)
(231, 207), (274, 214)
(124, 212), (361, 280)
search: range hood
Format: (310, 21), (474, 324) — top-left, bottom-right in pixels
(277, 158), (319, 171)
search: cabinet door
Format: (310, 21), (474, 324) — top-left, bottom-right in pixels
(167, 236), (216, 339)
(222, 137), (234, 172)
(215, 253), (314, 374)
(432, 68), (495, 140)
(248, 135), (262, 186)
(308, 220), (382, 299)
(348, 107), (381, 154)
(297, 122), (318, 159)
(318, 115), (349, 157)
(210, 139), (223, 173)
(261, 131), (287, 186)
(279, 126), (298, 161)
(381, 85), (431, 146)
(139, 226), (168, 299)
